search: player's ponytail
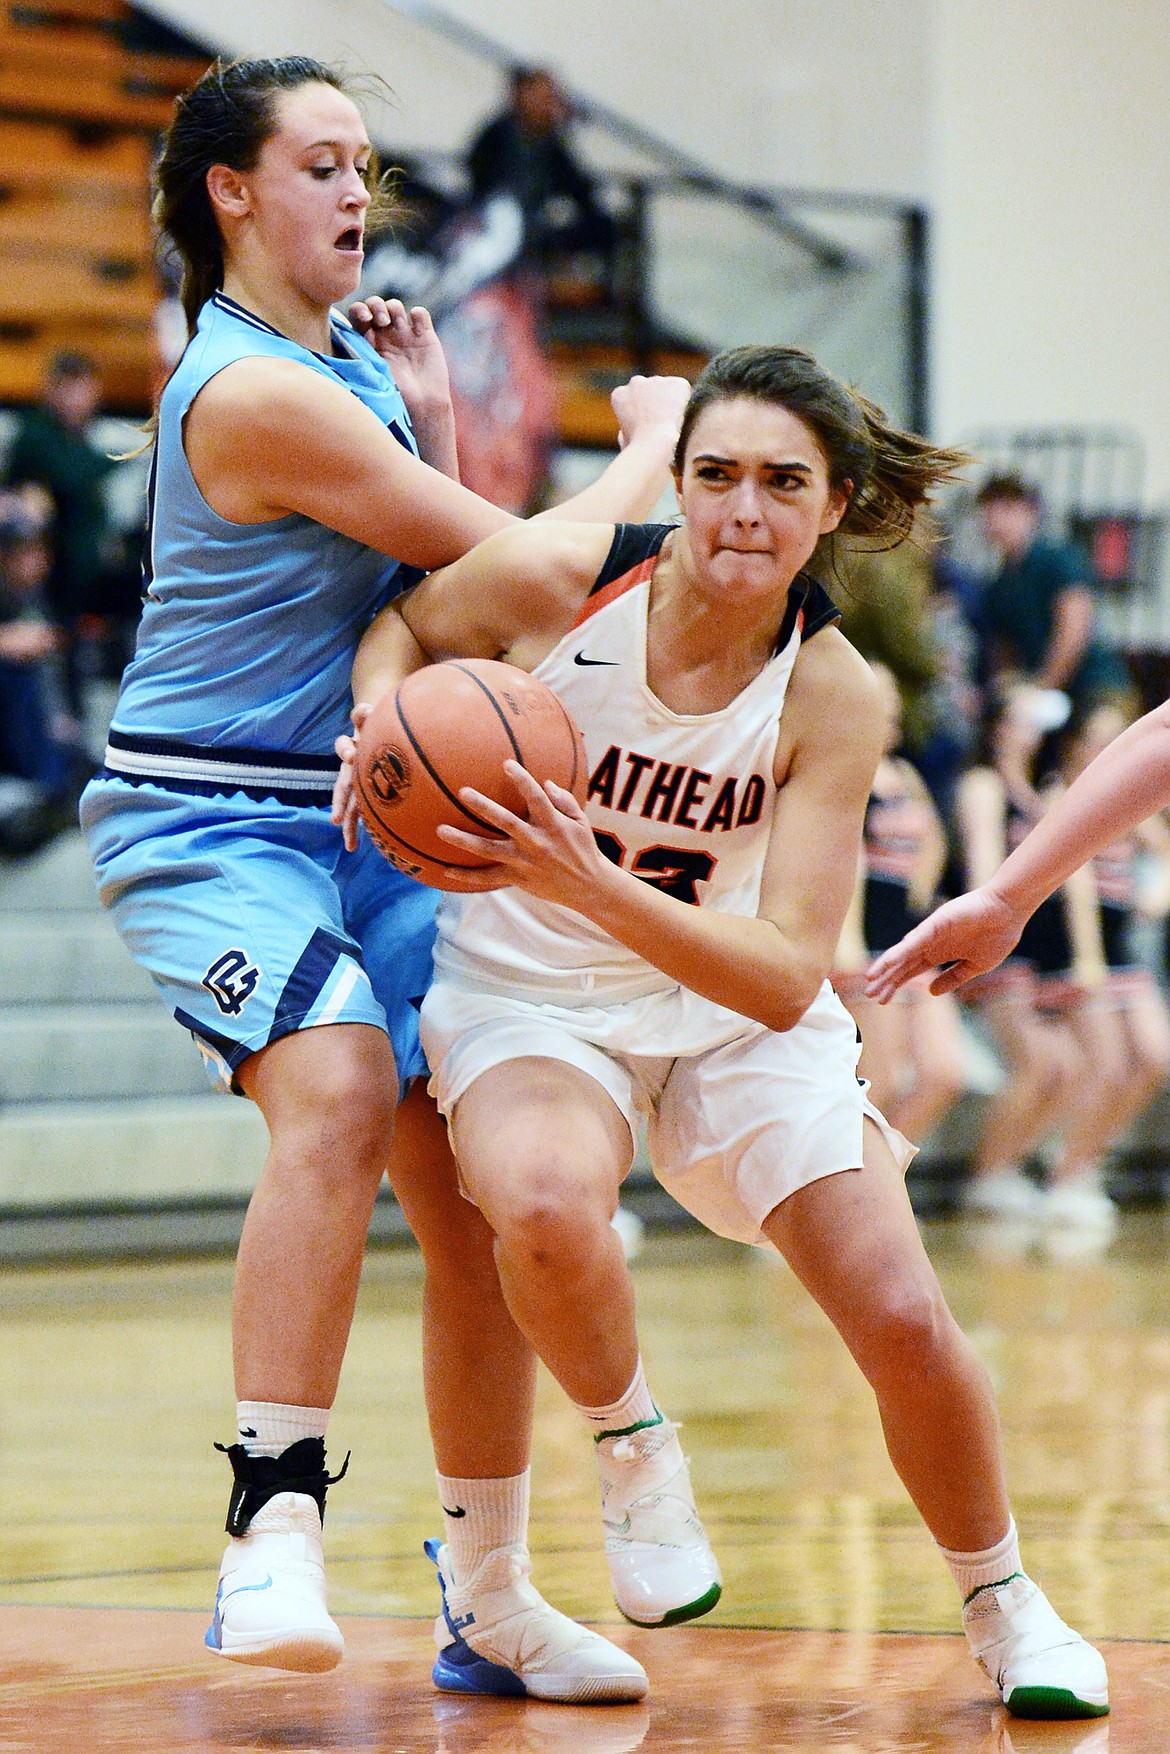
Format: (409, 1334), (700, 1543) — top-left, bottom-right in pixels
(674, 345), (967, 558)
(153, 56), (398, 337)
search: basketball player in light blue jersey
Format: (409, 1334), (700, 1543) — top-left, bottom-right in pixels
(80, 55), (686, 1700)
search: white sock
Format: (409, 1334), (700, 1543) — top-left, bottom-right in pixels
(235, 1400), (330, 1459)
(939, 1517), (1022, 1604)
(575, 1357), (661, 1439)
(436, 1469), (530, 1580)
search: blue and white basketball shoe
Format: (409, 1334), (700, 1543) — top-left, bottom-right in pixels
(205, 1492), (344, 1672)
(426, 1538), (647, 1703)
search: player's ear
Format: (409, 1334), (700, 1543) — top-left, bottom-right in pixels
(206, 163), (252, 221)
(820, 477), (851, 536)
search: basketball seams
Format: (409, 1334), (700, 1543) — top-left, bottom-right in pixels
(394, 676), (504, 834)
(449, 662), (581, 798)
(353, 756), (482, 873)
(355, 659), (585, 888)
(446, 664), (525, 764)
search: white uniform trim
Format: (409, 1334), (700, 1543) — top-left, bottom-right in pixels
(102, 744), (338, 792)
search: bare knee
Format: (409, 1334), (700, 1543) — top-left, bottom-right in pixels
(850, 1275), (961, 1390)
(485, 1155), (617, 1270)
(248, 1040), (399, 1198)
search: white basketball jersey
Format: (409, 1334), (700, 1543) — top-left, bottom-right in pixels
(433, 524), (840, 1005)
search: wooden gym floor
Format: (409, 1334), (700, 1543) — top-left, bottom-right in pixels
(4, 1218), (1170, 1751)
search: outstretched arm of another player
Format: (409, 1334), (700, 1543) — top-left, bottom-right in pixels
(867, 699), (1170, 1000)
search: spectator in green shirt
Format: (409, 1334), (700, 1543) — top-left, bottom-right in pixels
(974, 474), (1131, 709)
(3, 351), (116, 719)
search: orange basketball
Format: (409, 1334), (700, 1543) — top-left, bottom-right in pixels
(354, 659), (588, 891)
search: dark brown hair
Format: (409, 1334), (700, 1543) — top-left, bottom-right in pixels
(674, 345), (968, 555)
(975, 471), (1043, 509)
(153, 56), (399, 336)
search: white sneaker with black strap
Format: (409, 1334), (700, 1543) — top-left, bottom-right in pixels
(596, 1413), (722, 1627)
(205, 1489), (344, 1671)
(204, 1435), (347, 1672)
(963, 1572), (1109, 1719)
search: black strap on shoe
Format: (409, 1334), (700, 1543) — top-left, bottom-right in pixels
(214, 1435), (351, 1536)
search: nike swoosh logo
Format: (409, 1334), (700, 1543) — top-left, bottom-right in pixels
(573, 653), (618, 666)
(220, 1574), (274, 1603)
(442, 1505), (467, 1518)
(239, 1427), (257, 1438)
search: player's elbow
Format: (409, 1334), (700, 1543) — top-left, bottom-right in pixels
(762, 970), (824, 1034)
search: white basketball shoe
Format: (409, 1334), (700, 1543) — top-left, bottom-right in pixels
(963, 1573), (1109, 1719)
(427, 1538), (648, 1703)
(596, 1416), (722, 1627)
(205, 1489), (344, 1671)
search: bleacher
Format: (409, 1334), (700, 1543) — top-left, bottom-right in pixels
(0, 0), (208, 409)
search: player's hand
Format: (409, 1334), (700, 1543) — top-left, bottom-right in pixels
(332, 701), (371, 853)
(865, 886), (1025, 1001)
(436, 761), (613, 908)
(611, 375), (691, 454)
(348, 298), (452, 415)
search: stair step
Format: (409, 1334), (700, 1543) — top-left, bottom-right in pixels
(0, 1003), (211, 1101)
(0, 913), (155, 1003)
(0, 1096), (268, 1208)
(0, 830), (100, 912)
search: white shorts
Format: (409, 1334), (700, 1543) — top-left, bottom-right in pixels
(419, 976), (914, 1251)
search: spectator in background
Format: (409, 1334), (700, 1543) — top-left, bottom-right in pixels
(0, 489), (88, 854)
(3, 351), (116, 721)
(973, 474), (1131, 710)
(832, 661), (966, 1148)
(466, 65), (618, 297)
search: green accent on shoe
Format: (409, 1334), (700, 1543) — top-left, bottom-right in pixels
(593, 1409), (664, 1444)
(1005, 1685), (1110, 1721)
(962, 1570), (1024, 1608)
(618, 1580), (722, 1629)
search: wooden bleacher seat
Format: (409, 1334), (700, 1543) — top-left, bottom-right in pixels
(0, 246), (158, 323)
(0, 323), (153, 406)
(0, 1), (209, 410)
(0, 188), (153, 255)
(0, 118), (149, 196)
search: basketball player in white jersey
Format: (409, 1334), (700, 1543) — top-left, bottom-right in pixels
(336, 346), (1108, 1719)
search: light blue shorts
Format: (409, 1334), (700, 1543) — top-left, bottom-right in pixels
(80, 774), (437, 1097)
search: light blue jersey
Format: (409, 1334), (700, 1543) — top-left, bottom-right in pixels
(80, 294), (438, 1096)
(114, 291), (419, 755)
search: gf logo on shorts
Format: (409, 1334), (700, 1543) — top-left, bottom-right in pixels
(203, 949), (261, 1017)
(369, 745), (411, 806)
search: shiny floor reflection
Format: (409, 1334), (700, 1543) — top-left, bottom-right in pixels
(4, 1214), (1170, 1747)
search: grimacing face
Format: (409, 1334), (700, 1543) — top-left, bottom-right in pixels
(674, 397), (848, 605)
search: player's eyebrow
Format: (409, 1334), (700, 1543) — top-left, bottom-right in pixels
(305, 137), (372, 153)
(692, 452), (814, 473)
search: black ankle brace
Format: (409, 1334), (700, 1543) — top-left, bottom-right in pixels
(214, 1435), (350, 1537)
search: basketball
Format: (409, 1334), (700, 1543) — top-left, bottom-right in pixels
(353, 659), (588, 890)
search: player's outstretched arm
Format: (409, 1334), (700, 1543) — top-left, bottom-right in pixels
(533, 376), (690, 525)
(186, 361), (685, 576)
(865, 889), (1025, 999)
(867, 699), (1170, 1000)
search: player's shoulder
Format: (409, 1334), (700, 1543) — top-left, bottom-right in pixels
(780, 628), (885, 774)
(791, 624), (883, 716)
